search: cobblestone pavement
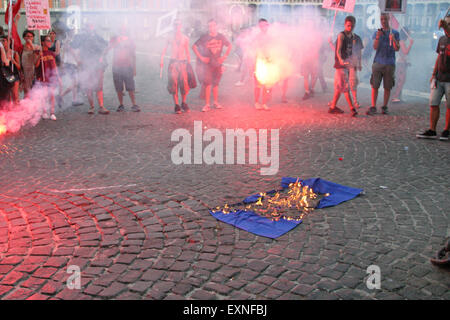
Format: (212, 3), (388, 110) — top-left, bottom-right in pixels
(0, 62), (449, 300)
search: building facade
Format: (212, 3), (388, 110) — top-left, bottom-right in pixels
(0, 0), (448, 35)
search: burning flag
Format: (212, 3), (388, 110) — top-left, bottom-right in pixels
(210, 177), (363, 238)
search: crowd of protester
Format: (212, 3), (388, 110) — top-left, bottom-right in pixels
(0, 16), (140, 119)
(0, 12), (448, 141)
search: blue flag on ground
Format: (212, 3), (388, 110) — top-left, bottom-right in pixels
(210, 177), (363, 239)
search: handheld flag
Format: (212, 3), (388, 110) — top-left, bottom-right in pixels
(5, 0), (23, 53)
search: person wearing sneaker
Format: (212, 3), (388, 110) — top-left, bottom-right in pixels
(391, 27), (413, 104)
(193, 19), (232, 112)
(367, 13), (400, 116)
(253, 19), (273, 111)
(329, 16), (360, 117)
(71, 21), (110, 115)
(59, 29), (84, 108)
(36, 35), (62, 121)
(417, 16), (450, 141)
(106, 25), (140, 113)
(161, 19), (194, 114)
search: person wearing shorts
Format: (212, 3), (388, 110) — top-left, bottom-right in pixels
(108, 25), (140, 113)
(193, 19), (232, 112)
(71, 22), (110, 115)
(328, 16), (361, 117)
(366, 13), (399, 115)
(58, 29), (83, 107)
(161, 19), (191, 114)
(417, 16), (450, 141)
(253, 18), (274, 110)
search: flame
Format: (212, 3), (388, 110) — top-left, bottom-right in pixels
(213, 179), (327, 222)
(255, 56), (281, 88)
(0, 115), (6, 136)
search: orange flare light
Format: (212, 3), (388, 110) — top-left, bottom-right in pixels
(255, 56), (281, 88)
(0, 117), (6, 136)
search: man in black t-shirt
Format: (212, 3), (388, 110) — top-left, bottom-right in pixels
(417, 16), (450, 140)
(193, 19), (232, 112)
(328, 16), (361, 117)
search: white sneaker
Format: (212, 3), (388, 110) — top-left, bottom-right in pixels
(50, 114), (57, 121)
(235, 81), (244, 86)
(262, 104), (270, 110)
(255, 102), (262, 110)
(214, 103), (223, 109)
(42, 112), (50, 119)
(202, 105), (210, 112)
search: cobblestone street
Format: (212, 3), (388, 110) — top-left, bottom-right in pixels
(0, 60), (449, 300)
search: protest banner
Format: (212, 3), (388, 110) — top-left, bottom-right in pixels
(24, 0), (51, 30)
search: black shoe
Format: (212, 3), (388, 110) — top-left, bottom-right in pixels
(116, 105), (125, 112)
(440, 130), (449, 141)
(181, 102), (190, 113)
(328, 106), (344, 114)
(366, 106), (377, 115)
(302, 92), (311, 100)
(381, 106), (389, 114)
(416, 129), (437, 139)
(131, 105), (141, 112)
(174, 104), (182, 114)
(350, 108), (358, 117)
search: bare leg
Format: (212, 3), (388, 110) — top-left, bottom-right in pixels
(343, 91), (354, 110)
(87, 90), (94, 109)
(181, 92), (188, 104)
(172, 93), (179, 105)
(331, 90), (340, 108)
(445, 107), (450, 131)
(116, 91), (124, 105)
(128, 91), (136, 105)
(383, 89), (391, 107)
(371, 88), (378, 107)
(212, 85), (219, 105)
(430, 106), (440, 131)
(49, 93), (55, 115)
(304, 76), (310, 93)
(12, 82), (20, 104)
(97, 91), (104, 108)
(204, 85), (212, 106)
